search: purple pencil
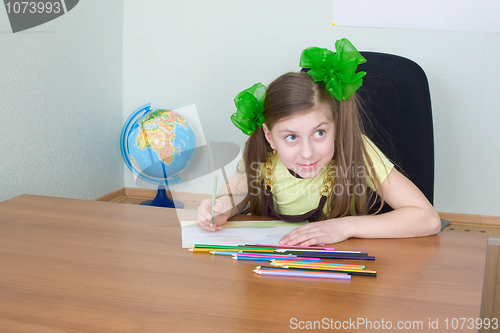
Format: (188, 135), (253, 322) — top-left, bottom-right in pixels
(253, 269), (351, 280)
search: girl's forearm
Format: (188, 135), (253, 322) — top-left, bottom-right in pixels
(344, 206), (441, 239)
(217, 170), (250, 218)
(217, 193), (248, 218)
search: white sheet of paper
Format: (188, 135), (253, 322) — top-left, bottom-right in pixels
(333, 0), (500, 33)
(181, 220), (308, 248)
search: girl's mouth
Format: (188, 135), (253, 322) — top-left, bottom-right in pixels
(299, 162), (318, 170)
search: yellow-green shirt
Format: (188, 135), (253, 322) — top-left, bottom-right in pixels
(247, 136), (394, 216)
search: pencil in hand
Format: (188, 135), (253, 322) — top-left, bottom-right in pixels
(209, 175), (218, 228)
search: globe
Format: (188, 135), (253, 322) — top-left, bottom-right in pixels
(120, 103), (196, 207)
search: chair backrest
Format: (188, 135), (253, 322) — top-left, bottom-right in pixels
(357, 52), (435, 206)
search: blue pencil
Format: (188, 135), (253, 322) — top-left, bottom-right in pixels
(233, 256), (277, 262)
(210, 251), (237, 256)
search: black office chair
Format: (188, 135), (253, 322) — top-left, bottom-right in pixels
(357, 52), (450, 231)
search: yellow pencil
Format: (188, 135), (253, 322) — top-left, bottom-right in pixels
(280, 264), (376, 274)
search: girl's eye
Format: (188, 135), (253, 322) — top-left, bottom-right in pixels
(285, 134), (297, 142)
(314, 130), (325, 138)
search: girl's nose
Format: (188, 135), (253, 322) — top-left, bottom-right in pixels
(300, 139), (314, 159)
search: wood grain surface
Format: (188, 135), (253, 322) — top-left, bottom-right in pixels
(0, 195), (488, 332)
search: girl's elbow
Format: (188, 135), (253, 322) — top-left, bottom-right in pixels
(427, 210), (442, 235)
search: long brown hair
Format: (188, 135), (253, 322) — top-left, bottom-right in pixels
(242, 72), (384, 218)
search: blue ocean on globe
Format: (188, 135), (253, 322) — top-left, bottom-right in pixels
(121, 103), (196, 185)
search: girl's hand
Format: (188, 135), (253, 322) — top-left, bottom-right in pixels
(196, 198), (233, 232)
(279, 219), (352, 246)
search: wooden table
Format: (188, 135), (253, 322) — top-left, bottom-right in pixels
(0, 195), (488, 332)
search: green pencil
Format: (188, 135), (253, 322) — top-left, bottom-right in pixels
(209, 175), (218, 228)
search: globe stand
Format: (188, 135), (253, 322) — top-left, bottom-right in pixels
(140, 184), (184, 209)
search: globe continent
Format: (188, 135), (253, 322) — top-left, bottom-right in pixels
(124, 109), (196, 184)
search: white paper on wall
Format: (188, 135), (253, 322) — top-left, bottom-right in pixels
(333, 0), (500, 33)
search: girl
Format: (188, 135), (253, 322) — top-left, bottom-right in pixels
(197, 38), (441, 246)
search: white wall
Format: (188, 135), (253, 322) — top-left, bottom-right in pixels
(0, 1), (124, 202)
(123, 0), (500, 216)
(1, 0), (498, 216)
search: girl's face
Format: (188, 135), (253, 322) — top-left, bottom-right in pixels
(263, 104), (336, 179)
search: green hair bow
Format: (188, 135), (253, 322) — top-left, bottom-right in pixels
(300, 38), (367, 101)
(231, 82), (266, 135)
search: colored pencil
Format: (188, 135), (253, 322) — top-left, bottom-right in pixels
(233, 256), (321, 262)
(277, 251), (369, 256)
(209, 251), (236, 256)
(190, 248), (274, 253)
(283, 264), (364, 270)
(232, 253), (298, 258)
(253, 268), (351, 280)
(256, 266), (377, 277)
(271, 260), (365, 269)
(209, 175), (218, 228)
(282, 264), (374, 273)
(234, 256), (288, 262)
(271, 262), (364, 270)
(271, 260), (376, 274)
(273, 252), (375, 260)
(283, 267), (376, 276)
(239, 250), (300, 254)
(246, 244), (336, 251)
(233, 253), (322, 260)
(274, 249), (361, 254)
(193, 244), (275, 251)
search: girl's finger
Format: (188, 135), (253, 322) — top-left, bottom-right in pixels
(197, 221), (210, 231)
